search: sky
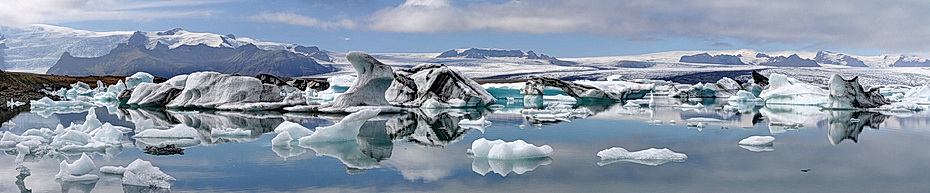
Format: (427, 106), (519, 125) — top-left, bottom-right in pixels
(1, 0), (930, 57)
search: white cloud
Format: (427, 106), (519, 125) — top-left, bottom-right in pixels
(366, 0), (930, 52)
(0, 0), (219, 26)
(251, 12), (358, 30)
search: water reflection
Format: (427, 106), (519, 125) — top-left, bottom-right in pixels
(471, 157), (552, 177)
(827, 111), (888, 145)
(387, 108), (485, 147)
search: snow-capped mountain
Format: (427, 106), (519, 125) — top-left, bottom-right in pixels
(813, 50), (930, 67)
(678, 51), (819, 67)
(436, 48), (572, 65)
(0, 24), (330, 72)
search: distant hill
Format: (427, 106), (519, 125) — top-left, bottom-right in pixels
(46, 32), (335, 78)
(437, 48), (575, 65)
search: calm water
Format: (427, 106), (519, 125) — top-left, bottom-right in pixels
(2, 98), (930, 192)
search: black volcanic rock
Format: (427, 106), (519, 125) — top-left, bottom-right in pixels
(679, 53), (746, 65)
(256, 74), (287, 86)
(760, 54), (820, 67)
(815, 51), (867, 67)
(751, 71), (769, 87)
(46, 42), (334, 78)
(288, 78), (329, 91)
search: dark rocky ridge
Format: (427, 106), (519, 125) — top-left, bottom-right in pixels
(679, 53), (745, 65)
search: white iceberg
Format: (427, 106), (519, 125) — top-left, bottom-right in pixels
(210, 128), (251, 136)
(467, 138), (553, 160)
(134, 124), (200, 138)
(299, 109), (381, 143)
(727, 90), (763, 102)
(166, 71), (283, 109)
(273, 121), (314, 140)
(738, 136), (775, 146)
(30, 97), (96, 110)
(319, 52), (396, 112)
(125, 72), (154, 89)
(92, 123), (123, 144)
(759, 73), (829, 105)
(55, 154), (99, 182)
(100, 159), (176, 189)
(387, 63), (497, 107)
(597, 147), (687, 166)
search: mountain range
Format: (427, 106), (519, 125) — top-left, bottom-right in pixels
(3, 24), (930, 77)
(46, 31), (334, 78)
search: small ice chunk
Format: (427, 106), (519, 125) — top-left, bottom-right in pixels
(107, 159), (176, 189)
(738, 136), (775, 146)
(56, 154), (99, 181)
(92, 123), (122, 144)
(271, 131), (295, 147)
(298, 109), (380, 143)
(328, 75), (356, 87)
(467, 138), (553, 160)
(597, 147), (687, 166)
(125, 72), (155, 89)
(134, 124), (199, 138)
(273, 121), (314, 139)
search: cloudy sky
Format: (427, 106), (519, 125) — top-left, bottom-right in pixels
(1, 0), (928, 57)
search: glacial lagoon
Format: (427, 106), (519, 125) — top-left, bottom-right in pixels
(3, 98), (930, 192)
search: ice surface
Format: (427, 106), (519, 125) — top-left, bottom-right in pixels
(596, 147), (687, 166)
(167, 71), (283, 108)
(328, 75), (356, 87)
(92, 123), (122, 144)
(55, 153), (99, 181)
(273, 121), (314, 140)
(271, 131), (295, 147)
(133, 124), (199, 138)
(574, 79), (654, 99)
(125, 72), (154, 89)
(458, 117), (491, 133)
(299, 109), (380, 143)
(759, 73), (829, 105)
(210, 128), (251, 136)
(467, 138), (553, 160)
(323, 52), (395, 111)
(727, 90), (763, 102)
(126, 82), (182, 106)
(30, 97), (96, 110)
(738, 136), (775, 146)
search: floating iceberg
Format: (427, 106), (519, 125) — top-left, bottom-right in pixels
(316, 52), (397, 112)
(467, 138), (553, 160)
(759, 73), (829, 105)
(126, 82), (182, 107)
(387, 63), (497, 107)
(596, 147), (687, 166)
(521, 76), (617, 100)
(166, 71), (283, 109)
(125, 72), (154, 89)
(134, 124), (200, 138)
(671, 77), (743, 98)
(738, 136), (775, 146)
(824, 74), (889, 109)
(56, 154), (99, 182)
(458, 117), (492, 133)
(727, 90), (763, 102)
(272, 121), (313, 146)
(210, 128), (251, 136)
(100, 159), (176, 189)
(30, 97), (96, 110)
(299, 109), (380, 143)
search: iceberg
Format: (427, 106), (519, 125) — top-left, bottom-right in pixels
(458, 116), (492, 133)
(317, 52), (397, 112)
(55, 154), (99, 182)
(738, 136), (775, 146)
(521, 76), (617, 100)
(126, 82), (182, 107)
(759, 73), (829, 105)
(125, 72), (154, 89)
(467, 138), (553, 160)
(133, 124), (200, 138)
(167, 71), (283, 109)
(210, 128), (251, 136)
(386, 63), (497, 107)
(299, 109), (380, 143)
(92, 123), (122, 144)
(274, 121), (314, 139)
(100, 159), (176, 189)
(671, 77), (743, 98)
(825, 74), (889, 109)
(727, 90), (763, 102)
(30, 97), (96, 110)
(574, 79), (654, 99)
(596, 147), (687, 166)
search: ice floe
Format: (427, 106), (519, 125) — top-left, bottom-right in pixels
(759, 73), (829, 105)
(467, 138), (553, 160)
(597, 147), (687, 166)
(738, 136), (775, 146)
(100, 159), (176, 189)
(56, 153), (99, 182)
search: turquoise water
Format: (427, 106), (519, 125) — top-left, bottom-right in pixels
(2, 98), (930, 192)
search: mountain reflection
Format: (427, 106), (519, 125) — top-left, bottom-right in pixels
(828, 110), (888, 145)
